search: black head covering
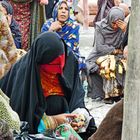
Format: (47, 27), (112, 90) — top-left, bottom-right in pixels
(10, 19), (22, 48)
(29, 31), (65, 64)
(1, 0), (13, 15)
(0, 31), (88, 133)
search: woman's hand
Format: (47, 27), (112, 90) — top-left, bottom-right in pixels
(114, 0), (121, 6)
(53, 113), (78, 126)
(112, 49), (123, 55)
(116, 20), (127, 32)
(71, 120), (85, 131)
(40, 0), (48, 5)
(49, 21), (62, 32)
(123, 45), (128, 59)
(70, 114), (86, 132)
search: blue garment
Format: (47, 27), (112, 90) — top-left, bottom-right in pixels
(79, 57), (87, 70)
(10, 19), (22, 49)
(38, 111), (70, 133)
(41, 1), (80, 59)
(38, 119), (46, 133)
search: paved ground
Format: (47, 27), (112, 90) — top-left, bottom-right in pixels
(79, 27), (115, 127)
(85, 97), (115, 127)
(79, 27), (95, 58)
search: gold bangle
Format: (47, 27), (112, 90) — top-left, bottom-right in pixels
(42, 114), (51, 129)
(42, 113), (58, 130)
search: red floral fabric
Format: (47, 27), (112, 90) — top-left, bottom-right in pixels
(10, 1), (31, 49)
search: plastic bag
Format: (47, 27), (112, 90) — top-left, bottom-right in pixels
(55, 124), (82, 140)
(71, 108), (92, 133)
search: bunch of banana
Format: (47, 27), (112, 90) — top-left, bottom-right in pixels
(96, 55), (116, 80)
(118, 59), (127, 74)
(121, 59), (127, 71)
(96, 55), (109, 65)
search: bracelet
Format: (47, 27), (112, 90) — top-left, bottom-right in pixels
(42, 114), (51, 129)
(42, 113), (58, 130)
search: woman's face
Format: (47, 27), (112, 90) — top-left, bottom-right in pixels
(57, 2), (69, 23)
(1, 6), (12, 25)
(114, 0), (121, 6)
(111, 21), (119, 30)
(1, 6), (7, 15)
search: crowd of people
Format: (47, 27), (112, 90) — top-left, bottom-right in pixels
(0, 0), (131, 139)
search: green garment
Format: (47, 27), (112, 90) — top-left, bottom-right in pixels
(0, 89), (20, 131)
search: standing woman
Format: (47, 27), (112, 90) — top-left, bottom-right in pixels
(9, 0), (48, 50)
(93, 0), (121, 26)
(41, 0), (80, 59)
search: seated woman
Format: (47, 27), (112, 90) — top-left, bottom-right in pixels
(86, 7), (127, 103)
(0, 0), (22, 49)
(0, 87), (81, 139)
(0, 32), (97, 139)
(41, 0), (80, 59)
